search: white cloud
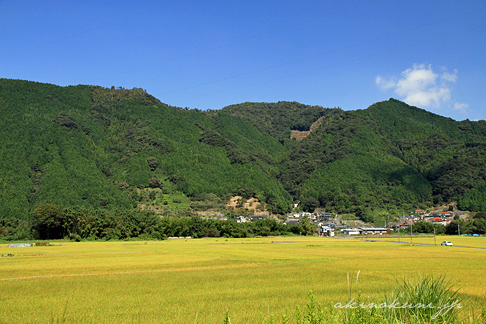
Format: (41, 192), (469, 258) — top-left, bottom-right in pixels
(376, 64), (461, 108)
(375, 76), (396, 90)
(454, 102), (469, 113)
(441, 70), (458, 82)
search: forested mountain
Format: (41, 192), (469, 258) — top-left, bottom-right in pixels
(222, 101), (334, 144)
(1, 79), (485, 226)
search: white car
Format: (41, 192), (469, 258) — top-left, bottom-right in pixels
(441, 241), (453, 246)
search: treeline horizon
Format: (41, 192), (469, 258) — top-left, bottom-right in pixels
(0, 203), (315, 241)
(1, 78), (486, 232)
(2, 203), (485, 242)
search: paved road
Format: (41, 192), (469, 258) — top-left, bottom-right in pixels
(332, 236), (486, 250)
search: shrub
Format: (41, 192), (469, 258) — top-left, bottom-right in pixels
(382, 274), (462, 323)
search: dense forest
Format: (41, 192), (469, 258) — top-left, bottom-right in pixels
(1, 79), (486, 240)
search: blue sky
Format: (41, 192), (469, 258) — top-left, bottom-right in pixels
(1, 0), (485, 121)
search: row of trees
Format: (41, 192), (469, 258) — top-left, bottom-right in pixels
(0, 204), (315, 241)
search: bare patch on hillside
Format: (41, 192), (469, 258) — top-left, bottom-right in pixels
(290, 130), (310, 141)
(226, 196), (268, 214)
(290, 116), (327, 141)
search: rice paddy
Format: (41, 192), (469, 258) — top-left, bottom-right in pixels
(1, 236), (485, 323)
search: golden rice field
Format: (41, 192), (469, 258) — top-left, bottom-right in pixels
(0, 236), (485, 323)
(354, 234), (486, 248)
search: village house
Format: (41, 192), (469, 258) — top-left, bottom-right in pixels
(399, 219), (414, 229)
(432, 217), (452, 226)
(409, 210), (425, 216)
(235, 216), (249, 223)
(334, 224), (346, 230)
(284, 219), (300, 226)
(250, 214), (269, 221)
(360, 227), (391, 235)
(319, 225), (334, 237)
(317, 212), (333, 221)
(440, 211), (453, 218)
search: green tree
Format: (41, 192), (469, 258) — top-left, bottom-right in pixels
(445, 220), (464, 235)
(32, 204), (67, 239)
(303, 197), (319, 213)
(146, 156), (158, 171)
(475, 212), (486, 220)
(299, 215), (315, 236)
(355, 206), (374, 223)
(412, 220), (435, 233)
(191, 216), (205, 238)
(473, 218), (486, 234)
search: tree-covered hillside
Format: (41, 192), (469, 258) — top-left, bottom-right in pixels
(223, 99), (486, 218)
(222, 101), (336, 144)
(0, 79), (291, 220)
(353, 99), (486, 210)
(276, 110), (431, 220)
(1, 79), (485, 227)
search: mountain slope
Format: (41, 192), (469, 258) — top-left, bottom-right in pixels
(1, 79), (485, 224)
(0, 79), (292, 219)
(277, 109), (431, 216)
(221, 101), (337, 145)
(352, 99), (486, 206)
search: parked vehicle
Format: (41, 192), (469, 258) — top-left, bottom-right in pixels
(441, 241), (453, 246)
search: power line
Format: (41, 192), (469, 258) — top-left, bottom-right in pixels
(171, 24), (486, 104)
(89, 0), (380, 82)
(161, 6), (486, 96)
(0, 1), (176, 60)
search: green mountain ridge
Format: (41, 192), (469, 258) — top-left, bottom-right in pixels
(1, 79), (486, 224)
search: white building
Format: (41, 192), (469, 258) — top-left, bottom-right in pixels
(320, 226), (334, 237)
(343, 228), (361, 235)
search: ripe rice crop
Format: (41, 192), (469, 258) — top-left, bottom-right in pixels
(0, 236), (485, 323)
(352, 234), (486, 248)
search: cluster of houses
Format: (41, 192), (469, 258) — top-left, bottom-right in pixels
(341, 228), (391, 235)
(197, 213), (271, 223)
(287, 211), (333, 221)
(397, 210), (456, 229)
(319, 226), (391, 236)
(285, 212), (393, 236)
(285, 209), (461, 236)
(195, 209), (460, 236)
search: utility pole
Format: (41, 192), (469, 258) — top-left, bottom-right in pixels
(458, 224), (460, 236)
(410, 222), (413, 243)
(434, 228), (436, 246)
(398, 228), (400, 243)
